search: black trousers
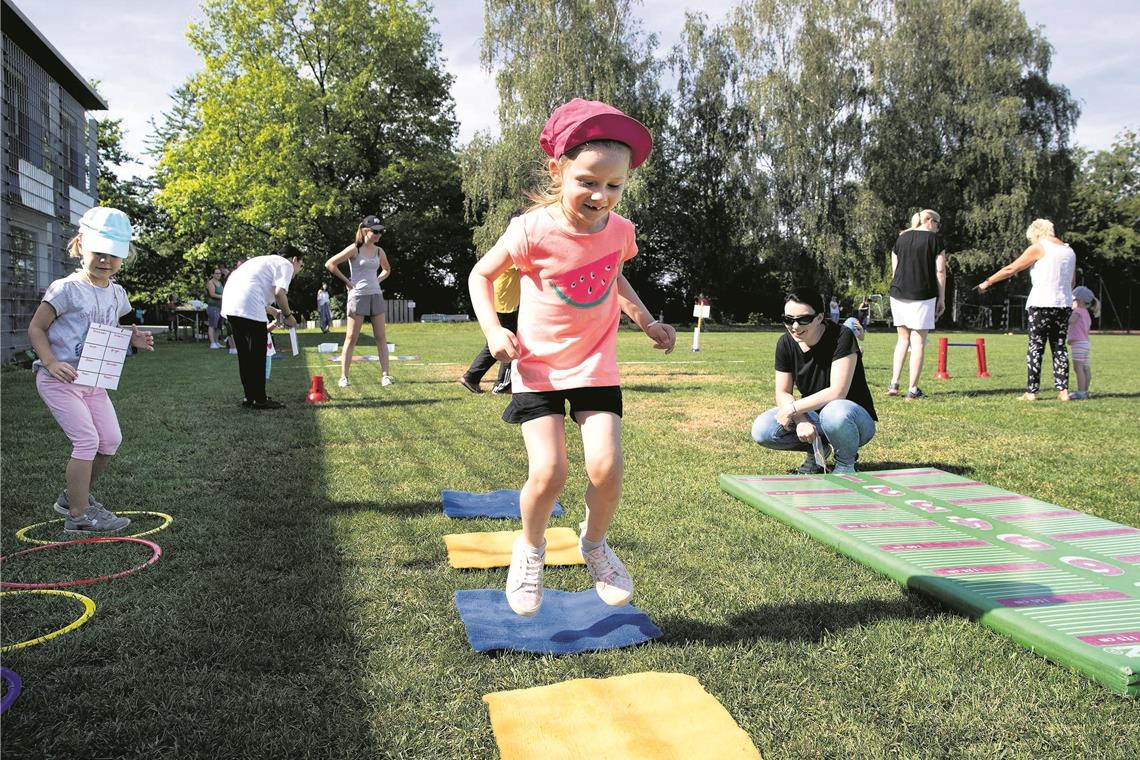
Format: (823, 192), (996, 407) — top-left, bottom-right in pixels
(462, 310), (518, 386)
(228, 315), (268, 403)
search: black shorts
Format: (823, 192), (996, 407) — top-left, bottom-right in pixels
(502, 386), (623, 425)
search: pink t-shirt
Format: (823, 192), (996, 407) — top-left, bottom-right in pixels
(498, 208), (638, 392)
(1067, 306), (1090, 343)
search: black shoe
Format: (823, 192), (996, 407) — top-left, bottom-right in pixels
(241, 398), (252, 408)
(250, 398), (286, 410)
(457, 376), (483, 394)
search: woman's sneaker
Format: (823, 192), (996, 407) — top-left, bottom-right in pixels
(381, 374), (394, 387)
(905, 387), (925, 401)
(506, 536), (545, 616)
(580, 533), (634, 607)
(337, 376), (350, 388)
(64, 505), (130, 534)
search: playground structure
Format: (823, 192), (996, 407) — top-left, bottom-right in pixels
(934, 336), (990, 380)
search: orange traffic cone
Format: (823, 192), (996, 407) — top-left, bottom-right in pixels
(307, 375), (330, 402)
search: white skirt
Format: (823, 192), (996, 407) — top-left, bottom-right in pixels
(890, 296), (936, 330)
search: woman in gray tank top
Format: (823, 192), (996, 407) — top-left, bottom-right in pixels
(325, 215), (394, 389)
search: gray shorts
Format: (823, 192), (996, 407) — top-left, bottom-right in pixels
(347, 291), (385, 317)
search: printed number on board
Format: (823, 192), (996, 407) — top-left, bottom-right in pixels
(905, 499), (949, 513)
(948, 516), (993, 531)
(864, 485), (902, 497)
(1060, 556), (1124, 576)
(997, 533), (1052, 551)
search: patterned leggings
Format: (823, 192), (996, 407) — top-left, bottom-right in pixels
(1026, 306), (1071, 393)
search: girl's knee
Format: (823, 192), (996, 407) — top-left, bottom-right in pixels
(528, 460), (568, 495)
(585, 454), (623, 490)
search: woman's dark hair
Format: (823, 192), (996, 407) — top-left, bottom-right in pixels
(784, 291), (824, 315)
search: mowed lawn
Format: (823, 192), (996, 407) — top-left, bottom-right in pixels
(1, 323), (1137, 759)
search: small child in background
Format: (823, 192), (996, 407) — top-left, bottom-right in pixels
(1067, 285), (1100, 399)
(27, 207), (155, 533)
(468, 98), (676, 617)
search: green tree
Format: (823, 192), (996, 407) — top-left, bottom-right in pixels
(1066, 130), (1140, 327)
(864, 0), (1079, 284)
(154, 0), (470, 313)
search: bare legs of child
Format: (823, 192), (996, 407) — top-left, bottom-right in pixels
(507, 411), (632, 616)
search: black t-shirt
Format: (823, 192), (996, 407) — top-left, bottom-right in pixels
(890, 229), (944, 300)
(774, 321), (877, 421)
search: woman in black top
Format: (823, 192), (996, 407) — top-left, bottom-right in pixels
(751, 292), (877, 474)
(888, 209), (946, 400)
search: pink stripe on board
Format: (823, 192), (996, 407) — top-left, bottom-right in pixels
(933, 561), (1052, 576)
(765, 489), (851, 496)
(1115, 554), (1140, 564)
(1078, 632), (1140, 646)
(798, 502), (890, 512)
(880, 540), (989, 551)
(1050, 527), (1140, 540)
(996, 591), (1130, 607)
(909, 481), (985, 490)
(838, 520), (938, 530)
(995, 510), (1079, 522)
(737, 476), (817, 482)
(949, 495), (1031, 505)
(879, 469), (944, 477)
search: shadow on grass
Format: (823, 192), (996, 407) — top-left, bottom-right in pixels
(311, 397), (444, 409)
(657, 596), (944, 645)
(860, 461), (975, 476)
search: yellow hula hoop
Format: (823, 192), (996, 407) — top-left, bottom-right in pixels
(0, 590), (96, 652)
(14, 511), (174, 546)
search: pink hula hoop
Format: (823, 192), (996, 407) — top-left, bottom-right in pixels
(0, 537), (162, 590)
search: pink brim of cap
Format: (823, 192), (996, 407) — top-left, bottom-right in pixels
(552, 113), (653, 169)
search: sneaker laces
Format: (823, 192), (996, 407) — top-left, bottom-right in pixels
(584, 544), (620, 585)
(512, 551), (544, 593)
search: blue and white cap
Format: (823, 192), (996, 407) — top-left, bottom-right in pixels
(78, 206), (133, 259)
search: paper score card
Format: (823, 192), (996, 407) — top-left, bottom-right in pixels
(75, 323), (131, 390)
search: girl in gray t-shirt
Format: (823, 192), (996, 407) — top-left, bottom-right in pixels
(27, 206), (154, 534)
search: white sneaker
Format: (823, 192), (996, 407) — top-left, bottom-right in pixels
(506, 536), (545, 616)
(337, 377), (349, 388)
(580, 533), (633, 607)
(381, 374), (394, 387)
(209, 342), (223, 349)
(228, 348), (238, 355)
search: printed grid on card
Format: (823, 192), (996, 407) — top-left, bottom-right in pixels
(74, 323), (131, 390)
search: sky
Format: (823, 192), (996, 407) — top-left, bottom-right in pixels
(15, 0), (1139, 178)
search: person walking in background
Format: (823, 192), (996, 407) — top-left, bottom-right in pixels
(1067, 285), (1100, 399)
(887, 209), (946, 401)
(325, 215), (393, 389)
(752, 292), (877, 476)
(459, 262), (520, 395)
(469, 98), (676, 617)
(206, 265), (226, 348)
(221, 246), (303, 410)
(317, 283), (333, 333)
(978, 219), (1075, 401)
(829, 296), (840, 322)
(858, 296), (871, 328)
(26, 207), (154, 533)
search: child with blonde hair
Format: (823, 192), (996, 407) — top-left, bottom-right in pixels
(468, 98), (676, 616)
(1068, 285), (1100, 399)
(27, 207), (154, 533)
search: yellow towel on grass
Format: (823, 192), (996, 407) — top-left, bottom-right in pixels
(442, 527), (583, 569)
(483, 672), (762, 760)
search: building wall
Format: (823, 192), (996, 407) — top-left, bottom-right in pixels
(2, 34), (99, 362)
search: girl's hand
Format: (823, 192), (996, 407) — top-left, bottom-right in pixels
(976, 280), (990, 293)
(488, 327), (520, 363)
(46, 360), (77, 382)
(646, 321), (676, 354)
(131, 326), (155, 352)
(795, 421), (817, 443)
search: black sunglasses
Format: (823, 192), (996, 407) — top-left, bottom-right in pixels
(782, 313), (819, 326)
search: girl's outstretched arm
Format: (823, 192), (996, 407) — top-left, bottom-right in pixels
(616, 275), (675, 353)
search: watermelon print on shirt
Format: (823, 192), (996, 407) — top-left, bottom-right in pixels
(497, 209), (638, 393)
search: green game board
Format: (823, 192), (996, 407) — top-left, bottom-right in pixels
(720, 468), (1140, 696)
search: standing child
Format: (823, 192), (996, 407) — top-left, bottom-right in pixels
(27, 207), (154, 533)
(469, 98), (677, 616)
(1068, 285), (1100, 399)
(325, 215), (393, 389)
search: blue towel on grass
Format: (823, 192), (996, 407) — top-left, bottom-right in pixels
(454, 589), (662, 654)
(442, 489), (563, 519)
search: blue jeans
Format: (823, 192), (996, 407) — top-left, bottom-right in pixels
(751, 400), (876, 471)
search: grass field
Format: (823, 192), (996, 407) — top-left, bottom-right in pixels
(2, 323), (1137, 759)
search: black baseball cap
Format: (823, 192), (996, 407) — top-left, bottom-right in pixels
(361, 215), (384, 231)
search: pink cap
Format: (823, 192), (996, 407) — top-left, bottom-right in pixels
(539, 98), (653, 169)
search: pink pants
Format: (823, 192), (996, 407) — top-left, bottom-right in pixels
(35, 372), (123, 460)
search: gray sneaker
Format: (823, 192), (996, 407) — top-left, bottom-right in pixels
(793, 455), (824, 475)
(54, 491), (109, 517)
(64, 505), (130, 534)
